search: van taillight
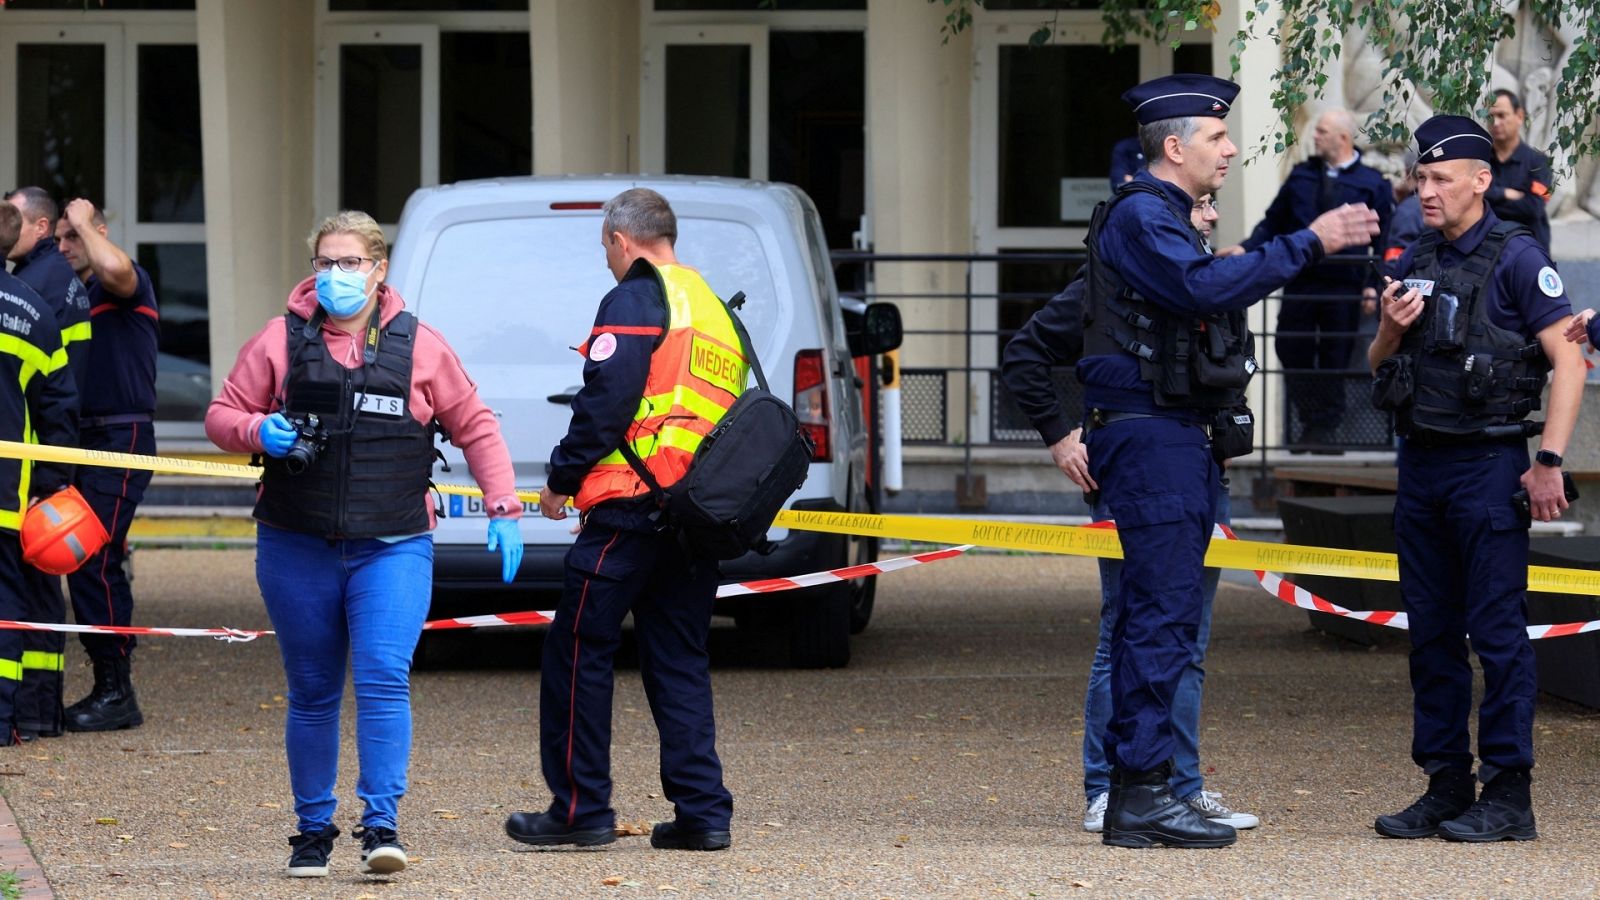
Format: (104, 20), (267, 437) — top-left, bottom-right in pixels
(793, 349), (831, 461)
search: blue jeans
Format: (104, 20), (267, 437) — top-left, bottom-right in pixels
(256, 524), (433, 833)
(1083, 489), (1229, 802)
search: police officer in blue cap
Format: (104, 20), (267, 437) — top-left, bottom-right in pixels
(1368, 114), (1582, 843)
(1075, 73), (1379, 849)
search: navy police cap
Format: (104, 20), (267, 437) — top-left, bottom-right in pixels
(1121, 74), (1240, 125)
(1414, 114), (1493, 164)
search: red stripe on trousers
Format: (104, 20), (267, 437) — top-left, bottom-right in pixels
(565, 529), (621, 825)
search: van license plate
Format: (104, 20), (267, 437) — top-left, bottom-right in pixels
(443, 495), (539, 518)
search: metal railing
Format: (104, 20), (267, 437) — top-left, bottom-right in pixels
(831, 250), (1393, 487)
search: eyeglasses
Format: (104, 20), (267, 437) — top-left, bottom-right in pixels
(1192, 199), (1219, 212)
(310, 255), (378, 274)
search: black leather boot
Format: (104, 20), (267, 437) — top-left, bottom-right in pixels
(1438, 769), (1536, 842)
(1102, 761), (1237, 849)
(1374, 767), (1475, 838)
(64, 658), (143, 732)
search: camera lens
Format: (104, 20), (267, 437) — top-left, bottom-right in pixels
(283, 438), (317, 475)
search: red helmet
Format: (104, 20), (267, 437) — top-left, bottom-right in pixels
(21, 486), (110, 575)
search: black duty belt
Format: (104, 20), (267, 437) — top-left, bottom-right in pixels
(81, 413), (153, 428)
(1086, 407), (1211, 437)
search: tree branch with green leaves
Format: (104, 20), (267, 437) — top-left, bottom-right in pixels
(929, 0), (1600, 173)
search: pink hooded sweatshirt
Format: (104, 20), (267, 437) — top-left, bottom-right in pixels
(205, 277), (522, 528)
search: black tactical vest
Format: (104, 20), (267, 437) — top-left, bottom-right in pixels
(254, 309), (437, 539)
(1081, 181), (1257, 411)
(1393, 221), (1549, 439)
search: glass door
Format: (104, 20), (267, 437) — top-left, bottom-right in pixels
(641, 25), (768, 179)
(0, 24), (126, 235)
(2, 22), (212, 428)
(316, 24), (440, 229)
(970, 18), (1206, 442)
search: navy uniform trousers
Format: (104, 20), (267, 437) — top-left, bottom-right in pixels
(1276, 279), (1361, 433)
(15, 567), (66, 734)
(1395, 439), (1537, 780)
(0, 536), (27, 740)
(69, 422), (155, 662)
(539, 515), (734, 833)
(1084, 415), (1220, 772)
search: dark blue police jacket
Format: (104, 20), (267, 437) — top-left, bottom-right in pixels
(1077, 171), (1324, 416)
(1241, 155), (1392, 294)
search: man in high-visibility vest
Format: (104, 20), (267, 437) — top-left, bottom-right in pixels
(505, 188), (738, 852)
(0, 202), (79, 745)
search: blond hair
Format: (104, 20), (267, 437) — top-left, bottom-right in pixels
(306, 210), (388, 260)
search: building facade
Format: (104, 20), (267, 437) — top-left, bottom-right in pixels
(2, 0), (1591, 446)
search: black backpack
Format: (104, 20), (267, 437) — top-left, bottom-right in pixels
(621, 292), (814, 560)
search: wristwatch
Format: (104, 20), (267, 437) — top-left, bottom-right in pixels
(1535, 449), (1564, 468)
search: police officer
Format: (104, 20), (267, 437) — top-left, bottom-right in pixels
(1003, 193), (1260, 836)
(1070, 74), (1378, 849)
(1223, 108), (1393, 449)
(0, 203), (79, 746)
(505, 188), (736, 852)
(1485, 89), (1554, 250)
(1108, 135), (1145, 192)
(53, 199), (158, 733)
(1367, 115), (1582, 843)
(1383, 150), (1424, 279)
(5, 186), (91, 741)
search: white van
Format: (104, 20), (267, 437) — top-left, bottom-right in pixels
(386, 175), (900, 667)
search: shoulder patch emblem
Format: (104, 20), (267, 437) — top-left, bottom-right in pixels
(1537, 266), (1564, 299)
(589, 332), (618, 362)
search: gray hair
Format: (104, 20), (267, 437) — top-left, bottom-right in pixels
(1138, 116), (1203, 167)
(603, 188), (677, 245)
(3, 186), (58, 230)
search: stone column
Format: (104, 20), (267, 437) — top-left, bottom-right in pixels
(196, 0), (317, 387)
(867, 0), (973, 447)
(1213, 0), (1287, 450)
(530, 0), (640, 175)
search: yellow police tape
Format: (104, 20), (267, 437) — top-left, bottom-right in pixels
(6, 439), (1600, 596)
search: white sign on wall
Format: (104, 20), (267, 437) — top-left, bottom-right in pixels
(1060, 178), (1108, 222)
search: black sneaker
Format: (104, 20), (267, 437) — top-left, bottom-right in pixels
(352, 825), (408, 875)
(1438, 770), (1537, 843)
(1375, 768), (1475, 839)
(504, 811), (616, 847)
(286, 825), (340, 878)
(650, 821), (731, 851)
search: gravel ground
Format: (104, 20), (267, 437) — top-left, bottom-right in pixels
(3, 548), (1599, 898)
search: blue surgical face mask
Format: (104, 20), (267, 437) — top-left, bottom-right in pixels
(314, 268), (372, 318)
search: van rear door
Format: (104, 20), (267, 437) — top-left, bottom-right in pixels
(410, 213), (616, 543)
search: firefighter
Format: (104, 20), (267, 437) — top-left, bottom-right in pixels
(0, 202), (79, 745)
(5, 186), (91, 740)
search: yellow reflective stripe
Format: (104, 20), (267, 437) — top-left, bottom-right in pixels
(596, 425), (706, 466)
(61, 320), (92, 346)
(0, 659), (21, 681)
(639, 384), (731, 426)
(21, 651), (64, 672)
(0, 508), (18, 530)
(656, 264), (744, 350)
(0, 333), (57, 377)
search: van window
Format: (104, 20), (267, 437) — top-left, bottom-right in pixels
(416, 215), (781, 364)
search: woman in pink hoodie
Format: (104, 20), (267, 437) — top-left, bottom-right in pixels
(205, 210), (523, 879)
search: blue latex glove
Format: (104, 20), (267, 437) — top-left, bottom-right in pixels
(486, 518), (524, 584)
(258, 413), (298, 458)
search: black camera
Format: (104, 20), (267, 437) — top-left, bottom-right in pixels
(282, 413), (327, 475)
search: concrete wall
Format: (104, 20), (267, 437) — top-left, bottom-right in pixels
(530, 0), (639, 176)
(196, 0), (317, 384)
